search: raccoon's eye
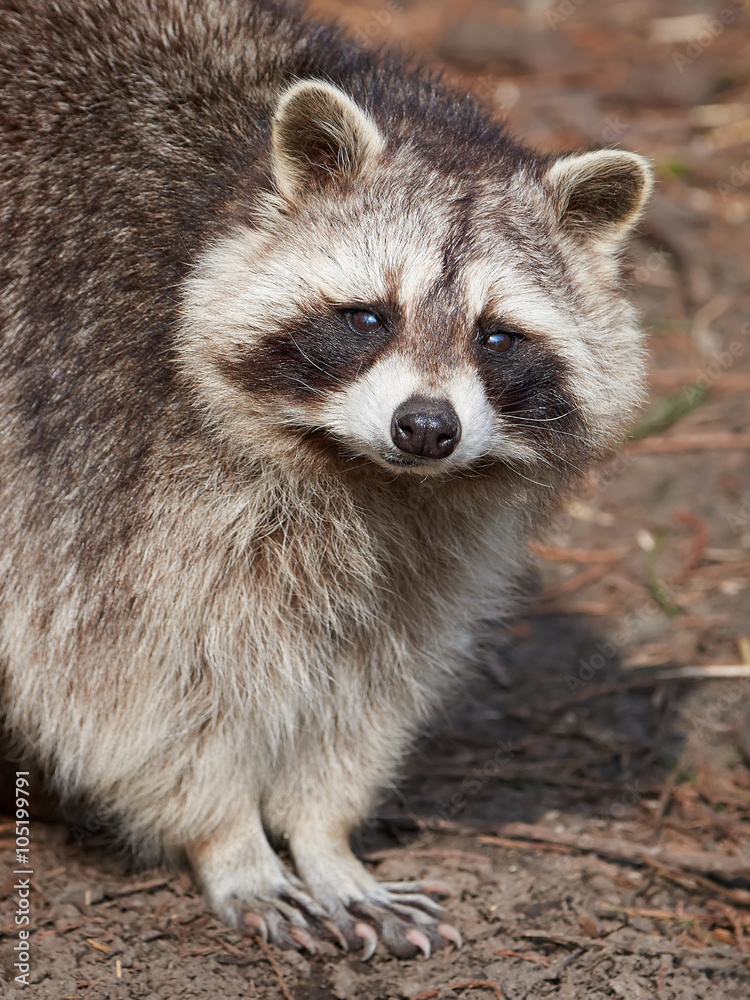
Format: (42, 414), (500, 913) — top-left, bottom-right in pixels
(346, 309), (383, 335)
(483, 328), (521, 355)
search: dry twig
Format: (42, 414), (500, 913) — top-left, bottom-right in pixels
(520, 929), (746, 963)
(411, 982), (505, 1000)
(673, 508), (710, 580)
(492, 947), (551, 966)
(480, 823), (750, 880)
(626, 433), (750, 455)
(539, 563), (611, 599)
(641, 857), (750, 908)
(649, 369), (750, 392)
(255, 936), (294, 1000)
(103, 877), (170, 900)
(542, 675), (676, 714)
(651, 752), (687, 837)
(657, 665), (750, 680)
(529, 542), (630, 563)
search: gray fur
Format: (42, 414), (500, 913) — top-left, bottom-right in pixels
(0, 0), (652, 958)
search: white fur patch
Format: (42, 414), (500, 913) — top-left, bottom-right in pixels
(320, 353), (501, 473)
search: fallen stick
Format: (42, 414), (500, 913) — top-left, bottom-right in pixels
(519, 929), (747, 963)
(103, 877), (170, 900)
(541, 675), (677, 714)
(625, 433), (750, 454)
(541, 663), (747, 715)
(599, 903), (750, 930)
(256, 936), (294, 1000)
(529, 600), (613, 616)
(411, 982), (505, 1000)
(648, 370), (750, 392)
(539, 563), (611, 599)
(480, 824), (750, 880)
(529, 542), (630, 564)
(376, 816), (750, 884)
(492, 947), (551, 966)
(639, 857), (750, 908)
(656, 664), (750, 680)
(673, 508), (709, 580)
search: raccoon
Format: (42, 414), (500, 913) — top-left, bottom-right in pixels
(0, 0), (652, 960)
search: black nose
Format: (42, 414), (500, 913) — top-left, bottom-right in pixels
(391, 396), (461, 460)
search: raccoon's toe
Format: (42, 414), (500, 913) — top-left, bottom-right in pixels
(239, 900), (309, 951)
(224, 885), (330, 952)
(290, 839), (462, 959)
(326, 884), (462, 960)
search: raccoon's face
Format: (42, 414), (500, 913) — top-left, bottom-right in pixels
(179, 81), (652, 481)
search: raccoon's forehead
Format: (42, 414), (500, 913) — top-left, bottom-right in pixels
(198, 185), (577, 337)
(232, 193), (459, 315)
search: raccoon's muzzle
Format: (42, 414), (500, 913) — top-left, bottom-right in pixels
(390, 396), (461, 460)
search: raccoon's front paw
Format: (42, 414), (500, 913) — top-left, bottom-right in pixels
(225, 877), (460, 959)
(295, 848), (463, 960)
(327, 879), (463, 960)
(208, 871), (330, 953)
(193, 834), (333, 953)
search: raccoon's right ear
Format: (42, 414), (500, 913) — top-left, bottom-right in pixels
(545, 150), (653, 248)
(271, 80), (384, 201)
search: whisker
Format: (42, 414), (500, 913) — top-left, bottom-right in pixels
(287, 334), (346, 387)
(502, 408), (580, 424)
(503, 463), (555, 489)
(504, 425), (590, 446)
(286, 377), (328, 397)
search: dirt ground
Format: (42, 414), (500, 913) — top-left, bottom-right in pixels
(2, 1), (750, 998)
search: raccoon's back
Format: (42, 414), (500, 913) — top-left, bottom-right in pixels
(0, 0), (337, 366)
(0, 1), (349, 528)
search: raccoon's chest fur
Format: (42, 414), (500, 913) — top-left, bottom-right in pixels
(157, 464), (524, 716)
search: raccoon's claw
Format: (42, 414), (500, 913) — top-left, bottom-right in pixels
(243, 911), (269, 942)
(227, 883), (330, 952)
(323, 918), (350, 952)
(372, 914), (457, 960)
(383, 891), (445, 919)
(438, 922), (463, 949)
(241, 905), (300, 950)
(354, 921), (378, 960)
(332, 883), (461, 960)
(244, 904), (314, 950)
(405, 927), (432, 958)
(289, 926), (319, 954)
(217, 854), (461, 960)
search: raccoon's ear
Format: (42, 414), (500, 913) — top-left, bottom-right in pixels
(271, 80), (384, 201)
(545, 150), (653, 247)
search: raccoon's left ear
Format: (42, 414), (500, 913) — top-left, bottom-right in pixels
(271, 80), (384, 201)
(545, 150), (653, 247)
